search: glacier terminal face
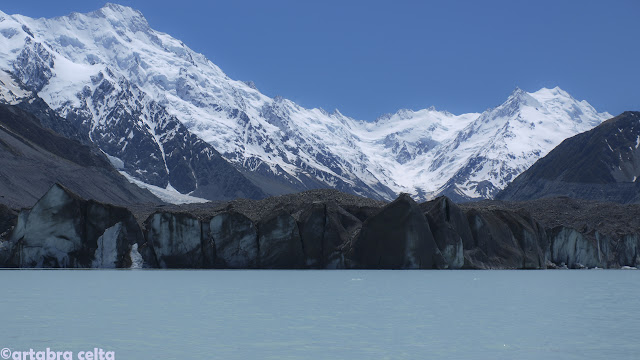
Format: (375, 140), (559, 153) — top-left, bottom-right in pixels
(0, 5), (611, 201)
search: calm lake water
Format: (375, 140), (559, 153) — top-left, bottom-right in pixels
(1, 270), (638, 360)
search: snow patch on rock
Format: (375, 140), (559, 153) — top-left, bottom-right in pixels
(121, 172), (207, 204)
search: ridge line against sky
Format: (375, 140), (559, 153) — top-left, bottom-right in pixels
(2, 0), (639, 120)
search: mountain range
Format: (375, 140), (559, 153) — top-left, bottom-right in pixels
(0, 4), (612, 203)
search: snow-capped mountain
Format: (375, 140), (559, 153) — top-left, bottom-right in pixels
(429, 87), (610, 200)
(0, 4), (612, 202)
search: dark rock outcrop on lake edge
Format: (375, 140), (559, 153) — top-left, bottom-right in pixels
(1, 185), (639, 269)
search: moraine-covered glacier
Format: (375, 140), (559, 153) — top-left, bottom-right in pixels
(0, 4), (612, 202)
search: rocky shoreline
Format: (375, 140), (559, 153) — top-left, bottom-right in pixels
(1, 184), (638, 269)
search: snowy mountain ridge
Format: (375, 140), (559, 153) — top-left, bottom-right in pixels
(0, 4), (612, 201)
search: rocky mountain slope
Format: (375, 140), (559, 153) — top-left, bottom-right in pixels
(0, 68), (266, 201)
(0, 4), (611, 202)
(0, 99), (162, 209)
(498, 111), (640, 203)
(2, 185), (638, 269)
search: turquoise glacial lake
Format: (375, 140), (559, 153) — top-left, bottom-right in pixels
(1, 270), (638, 360)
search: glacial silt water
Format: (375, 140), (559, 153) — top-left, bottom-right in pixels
(1, 270), (638, 360)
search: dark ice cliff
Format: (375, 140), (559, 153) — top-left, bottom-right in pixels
(1, 184), (638, 269)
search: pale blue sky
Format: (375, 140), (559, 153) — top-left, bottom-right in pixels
(3, 0), (639, 119)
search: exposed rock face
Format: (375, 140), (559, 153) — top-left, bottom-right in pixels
(12, 39), (54, 92)
(5, 184), (143, 268)
(0, 103), (162, 209)
(349, 194), (438, 269)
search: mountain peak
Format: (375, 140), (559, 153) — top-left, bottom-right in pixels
(102, 3), (138, 14)
(532, 86), (572, 100)
(94, 3), (149, 30)
(509, 86), (525, 97)
(506, 86), (539, 108)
